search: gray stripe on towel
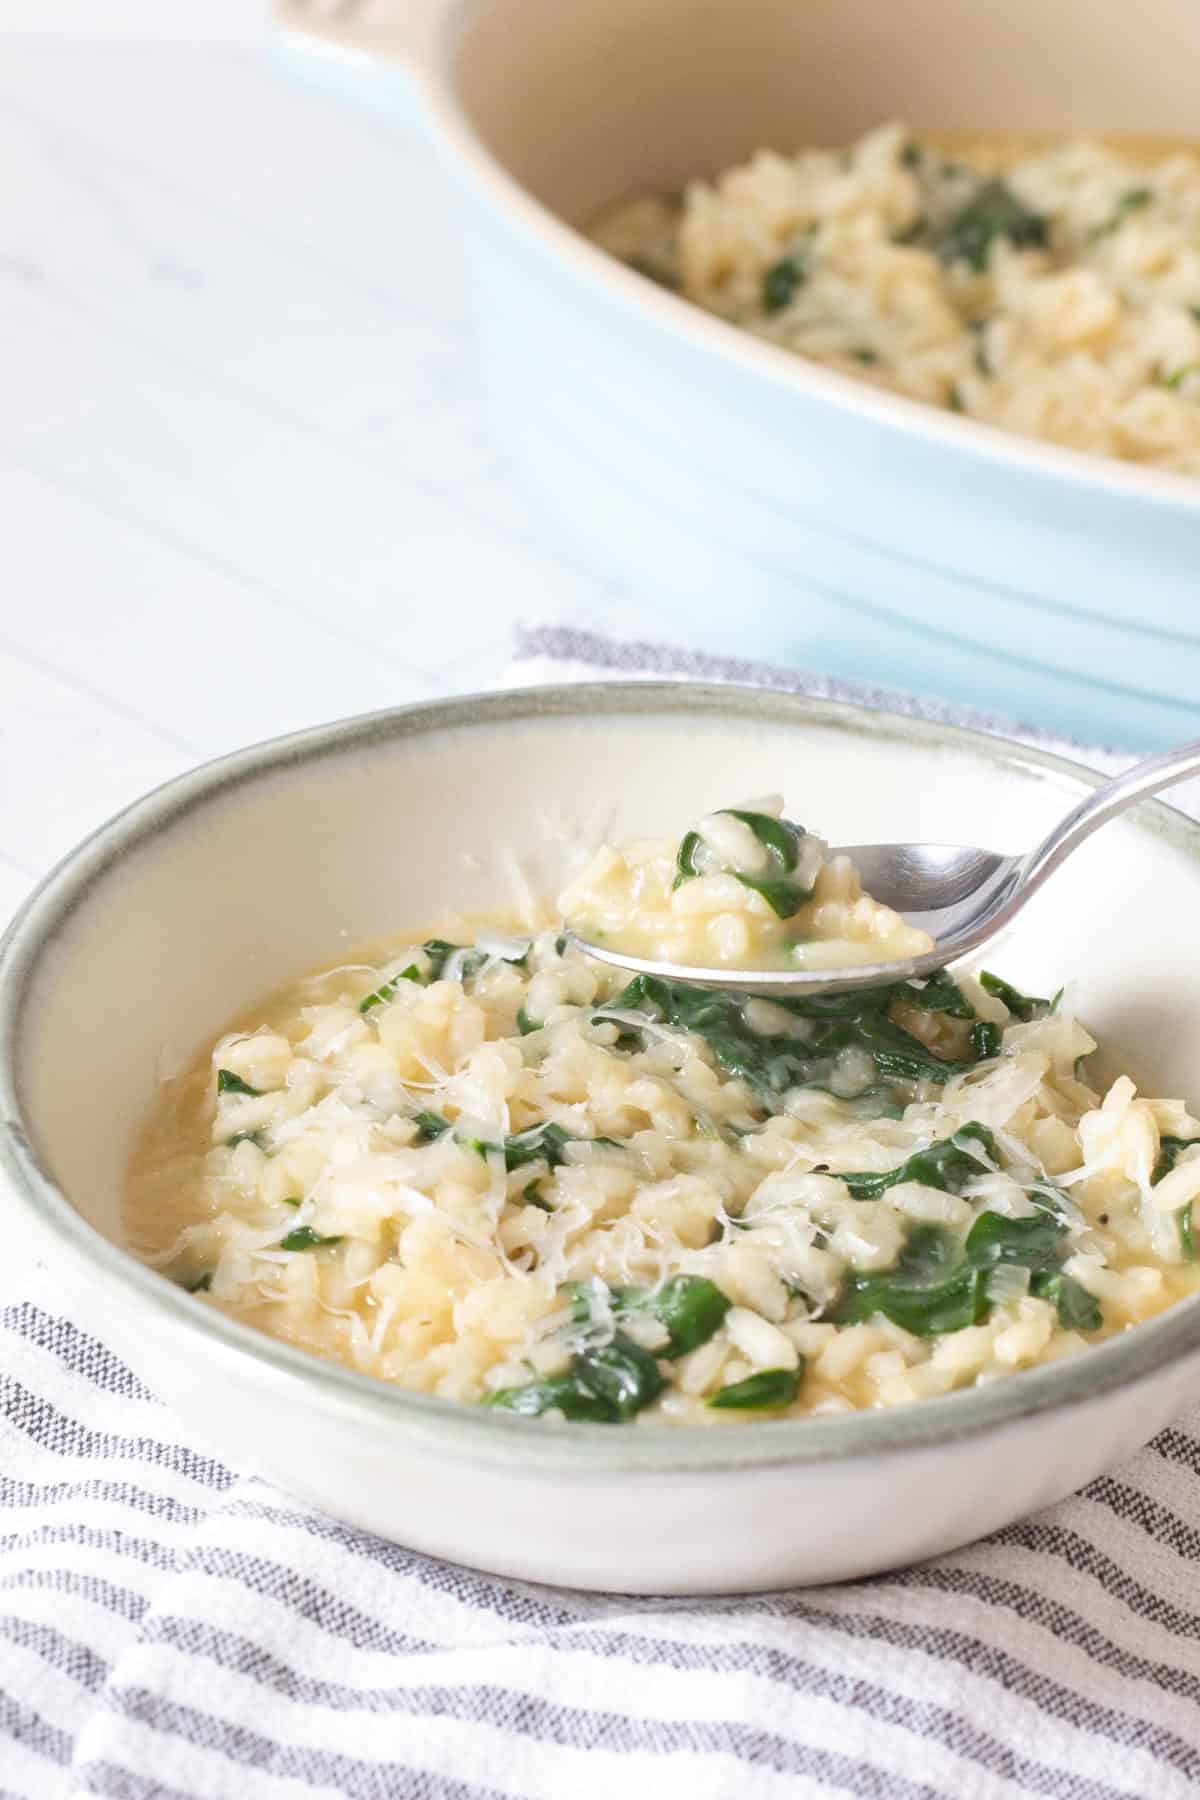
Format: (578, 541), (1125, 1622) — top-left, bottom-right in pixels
(514, 624), (1096, 750)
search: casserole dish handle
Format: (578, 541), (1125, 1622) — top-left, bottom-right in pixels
(269, 1), (444, 134)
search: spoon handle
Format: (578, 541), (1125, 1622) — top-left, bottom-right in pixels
(1020, 738), (1200, 898)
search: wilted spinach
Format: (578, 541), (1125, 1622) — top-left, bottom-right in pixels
(936, 179), (1047, 271)
(979, 971), (1051, 1021)
(673, 809), (814, 918)
(832, 1197), (1100, 1335)
(595, 968), (992, 1108)
(489, 1334), (664, 1422)
(1152, 1134), (1200, 1261)
(763, 255), (808, 313)
(838, 1122), (999, 1200)
(709, 1368), (801, 1410)
(279, 1226), (344, 1252)
(216, 1069), (261, 1097)
(568, 1274), (731, 1359)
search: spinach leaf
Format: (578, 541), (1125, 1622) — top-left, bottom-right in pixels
(562, 1281), (600, 1326)
(831, 1223), (989, 1336)
(279, 1226), (344, 1252)
(595, 971), (988, 1110)
(216, 1069), (261, 1097)
(502, 1122), (575, 1171)
(225, 1129), (266, 1150)
(1152, 1134), (1200, 1186)
(566, 1274), (730, 1358)
(1086, 185), (1152, 241)
(576, 1337), (667, 1418)
(839, 1123), (999, 1200)
(359, 965), (420, 1013)
(773, 988), (899, 1020)
(709, 1367), (801, 1410)
(521, 1181), (553, 1212)
(488, 1375), (618, 1422)
(360, 935), (505, 1008)
(979, 971), (1050, 1021)
(763, 255), (807, 313)
(804, 1018), (962, 1090)
(489, 1332), (664, 1422)
(413, 1110), (451, 1142)
(734, 873), (810, 918)
(673, 829), (704, 887)
(596, 978), (811, 1098)
(899, 969), (976, 1019)
(422, 939), (460, 980)
(183, 1272), (213, 1294)
(964, 1208), (1065, 1269)
(516, 1006), (542, 1036)
(833, 1189), (1092, 1337)
(356, 934), (506, 1010)
(972, 1020), (1002, 1060)
(471, 1121), (622, 1171)
(673, 809), (812, 918)
(785, 998), (986, 1089)
(480, 936), (532, 969)
(583, 1275), (732, 1358)
(722, 810), (805, 867)
(937, 179), (1047, 272)
(648, 1275), (731, 1355)
(1152, 1135), (1200, 1261)
(1029, 1270), (1103, 1331)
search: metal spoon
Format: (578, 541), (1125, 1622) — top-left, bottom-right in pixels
(571, 738), (1200, 998)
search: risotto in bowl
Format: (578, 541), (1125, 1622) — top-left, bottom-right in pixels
(5, 684), (1200, 1590)
(126, 793), (1200, 1429)
(594, 125), (1200, 473)
(279, 0), (1200, 746)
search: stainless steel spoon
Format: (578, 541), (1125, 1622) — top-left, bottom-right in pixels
(571, 738), (1200, 997)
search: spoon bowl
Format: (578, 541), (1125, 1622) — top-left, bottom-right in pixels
(572, 738), (1200, 995)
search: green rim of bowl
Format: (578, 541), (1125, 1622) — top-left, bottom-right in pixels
(3, 681), (1200, 1476)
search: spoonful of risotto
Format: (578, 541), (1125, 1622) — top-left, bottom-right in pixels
(563, 739), (1200, 998)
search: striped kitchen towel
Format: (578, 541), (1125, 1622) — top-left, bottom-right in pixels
(511, 623), (1131, 764)
(4, 631), (1200, 1800)
(6, 1256), (1200, 1799)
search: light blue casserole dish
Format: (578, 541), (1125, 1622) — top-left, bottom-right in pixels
(277, 0), (1200, 748)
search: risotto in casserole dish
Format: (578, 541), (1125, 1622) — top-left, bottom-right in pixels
(592, 125), (1200, 473)
(128, 800), (1200, 1424)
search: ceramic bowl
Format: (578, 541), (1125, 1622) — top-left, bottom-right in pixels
(4, 683), (1200, 1593)
(276, 0), (1200, 749)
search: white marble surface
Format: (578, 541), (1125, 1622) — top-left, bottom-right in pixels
(0, 39), (639, 930)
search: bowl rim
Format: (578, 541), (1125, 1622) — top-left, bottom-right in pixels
(421, 0), (1200, 519)
(4, 679), (1200, 1476)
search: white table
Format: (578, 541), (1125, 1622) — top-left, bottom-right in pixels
(0, 36), (634, 931)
